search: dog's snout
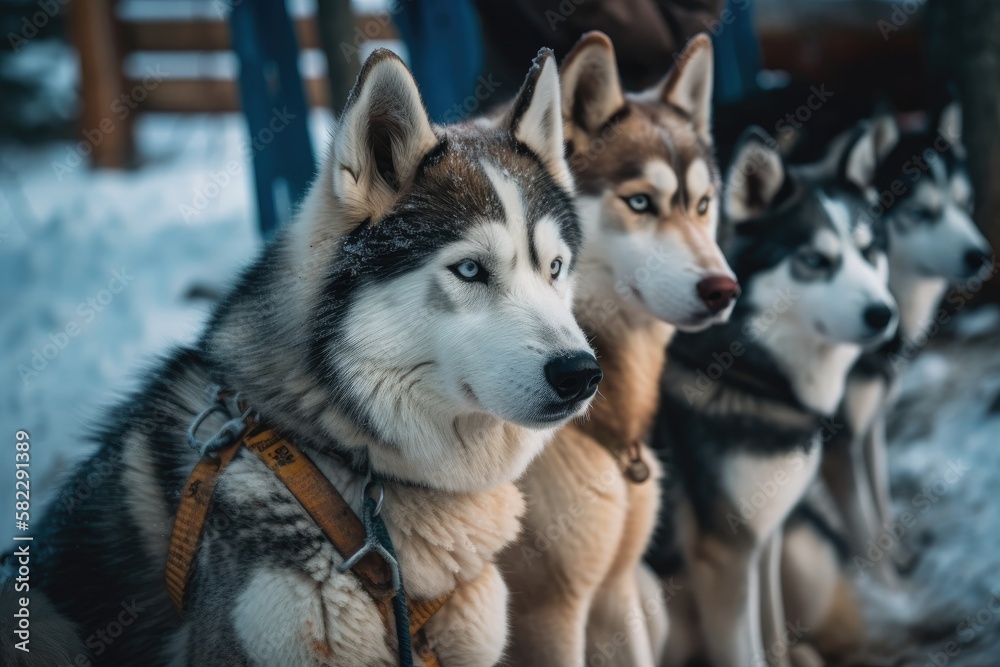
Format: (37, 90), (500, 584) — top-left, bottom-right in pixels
(544, 353), (603, 401)
(863, 303), (894, 332)
(696, 275), (741, 314)
(963, 247), (991, 277)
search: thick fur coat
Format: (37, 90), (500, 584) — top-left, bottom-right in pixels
(20, 49), (598, 666)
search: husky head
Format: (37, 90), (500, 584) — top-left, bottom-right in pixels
(721, 125), (898, 413)
(873, 102), (992, 288)
(559, 32), (738, 331)
(209, 50), (598, 491)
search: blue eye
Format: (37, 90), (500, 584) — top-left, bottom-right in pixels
(550, 258), (563, 279)
(697, 195), (711, 215)
(450, 259), (487, 283)
(798, 250), (831, 271)
(624, 194), (652, 213)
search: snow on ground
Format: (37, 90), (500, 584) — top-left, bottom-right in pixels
(877, 324), (1000, 666)
(0, 109), (332, 524)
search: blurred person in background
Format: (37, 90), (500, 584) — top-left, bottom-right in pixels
(396, 0), (761, 122)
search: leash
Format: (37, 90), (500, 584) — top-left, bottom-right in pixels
(365, 496), (413, 667)
(166, 390), (446, 666)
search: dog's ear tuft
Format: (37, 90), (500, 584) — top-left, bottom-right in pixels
(937, 101), (964, 150)
(560, 31), (625, 135)
(725, 127), (785, 222)
(841, 121), (882, 192)
(332, 49), (438, 226)
(871, 111), (899, 164)
(837, 113), (899, 199)
(508, 49), (574, 191)
(659, 33), (713, 144)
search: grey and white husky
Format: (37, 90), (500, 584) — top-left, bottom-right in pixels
(823, 99), (993, 586)
(647, 123), (898, 667)
(13, 49), (600, 666)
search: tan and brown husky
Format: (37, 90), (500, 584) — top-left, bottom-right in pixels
(501, 33), (737, 667)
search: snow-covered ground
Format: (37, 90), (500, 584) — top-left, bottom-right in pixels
(878, 323), (1000, 666)
(0, 107), (333, 525)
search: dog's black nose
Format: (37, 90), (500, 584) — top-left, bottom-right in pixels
(545, 352), (603, 401)
(863, 303), (894, 332)
(697, 275), (741, 314)
(963, 247), (991, 276)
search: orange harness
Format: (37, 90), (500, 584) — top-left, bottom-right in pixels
(166, 416), (446, 665)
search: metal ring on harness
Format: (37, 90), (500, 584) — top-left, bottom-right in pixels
(187, 397), (256, 457)
(338, 492), (401, 592)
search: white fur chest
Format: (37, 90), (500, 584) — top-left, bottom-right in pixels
(383, 482), (526, 666)
(382, 482), (525, 599)
(197, 451), (525, 667)
(720, 438), (821, 541)
(843, 374), (888, 438)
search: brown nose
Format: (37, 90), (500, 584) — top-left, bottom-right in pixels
(696, 275), (740, 314)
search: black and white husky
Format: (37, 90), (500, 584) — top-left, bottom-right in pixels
(823, 99), (993, 585)
(647, 124), (898, 667)
(11, 49), (601, 666)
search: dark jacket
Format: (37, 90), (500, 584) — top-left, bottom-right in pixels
(475, 0), (725, 94)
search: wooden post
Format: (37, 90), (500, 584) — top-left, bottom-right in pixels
(68, 0), (133, 169)
(316, 0), (359, 112)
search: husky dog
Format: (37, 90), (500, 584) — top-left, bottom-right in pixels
(20, 49), (600, 666)
(822, 100), (993, 585)
(647, 124), (898, 667)
(664, 497), (869, 667)
(501, 33), (737, 667)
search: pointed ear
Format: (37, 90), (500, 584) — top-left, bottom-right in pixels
(938, 101), (963, 147)
(871, 111), (899, 163)
(660, 33), (714, 143)
(332, 49), (439, 226)
(560, 31), (625, 135)
(841, 122), (879, 192)
(508, 49), (573, 191)
(725, 127), (785, 222)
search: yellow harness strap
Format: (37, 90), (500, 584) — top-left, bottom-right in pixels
(165, 437), (242, 611)
(166, 422), (447, 664)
